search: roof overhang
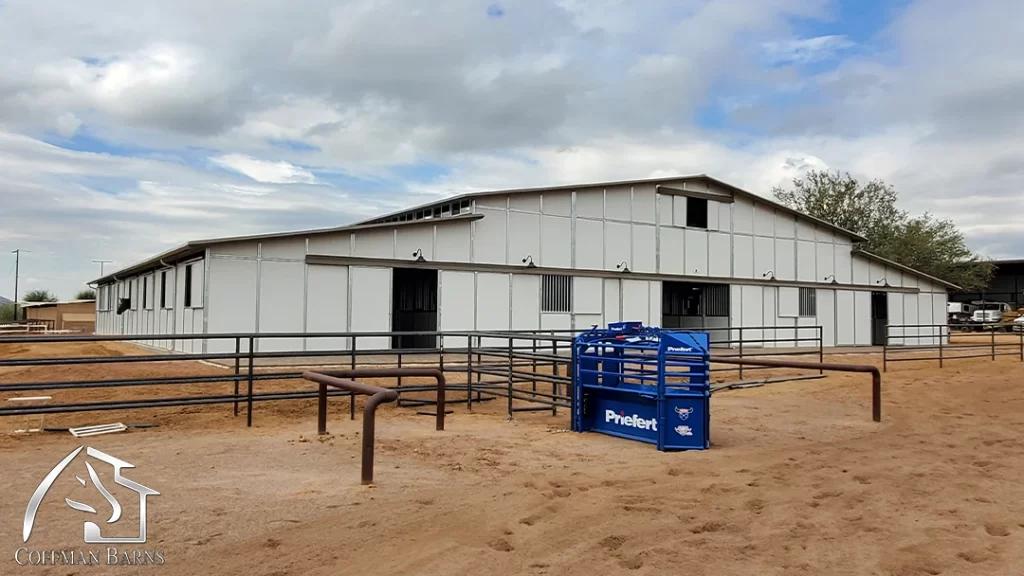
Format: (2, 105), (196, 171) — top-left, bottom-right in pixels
(852, 249), (962, 291)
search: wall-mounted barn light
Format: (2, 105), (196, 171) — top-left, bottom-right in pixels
(616, 261), (631, 273)
(824, 274), (838, 285)
(411, 248), (426, 263)
(876, 277), (890, 287)
(522, 255), (537, 268)
(762, 270), (775, 281)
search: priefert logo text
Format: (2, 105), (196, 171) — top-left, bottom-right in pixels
(605, 410), (658, 431)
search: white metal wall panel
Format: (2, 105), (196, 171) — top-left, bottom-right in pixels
(604, 279), (621, 323)
(511, 274), (540, 349)
(509, 192), (540, 212)
(932, 292), (948, 344)
(395, 225), (434, 261)
(660, 226), (684, 275)
(836, 291), (855, 346)
(797, 241), (816, 282)
(209, 241), (258, 258)
(353, 228), (395, 259)
(476, 194), (508, 210)
(752, 236), (774, 278)
(868, 261), (886, 286)
(797, 316), (817, 347)
(541, 313), (572, 331)
(508, 211), (540, 265)
(621, 280), (650, 324)
(741, 285), (763, 344)
(306, 265), (349, 352)
(903, 272), (918, 288)
(918, 293), (935, 345)
(776, 239), (795, 281)
(604, 221), (631, 270)
(706, 201), (720, 232)
(350, 266), (391, 350)
(854, 291), (872, 345)
(472, 207), (507, 264)
(605, 186), (632, 221)
(174, 262), (188, 352)
(778, 287), (799, 317)
(816, 243), (834, 280)
(775, 212), (796, 238)
(307, 233), (351, 256)
(775, 318), (796, 347)
(632, 185), (657, 223)
(439, 271), (475, 348)
(852, 255), (870, 284)
(540, 216), (571, 268)
(903, 294), (920, 344)
(258, 261), (305, 351)
(888, 292), (905, 345)
(575, 314), (602, 331)
(435, 222), (472, 262)
(733, 235), (753, 278)
(542, 191), (572, 216)
(815, 228), (834, 243)
(885, 268), (904, 288)
(672, 196), (687, 227)
(261, 237), (306, 259)
(817, 289), (836, 347)
(752, 204), (774, 237)
(684, 230), (708, 276)
(206, 259), (257, 352)
(762, 286), (777, 345)
(476, 272), (511, 346)
(834, 245), (852, 283)
(733, 197), (754, 234)
(708, 232), (731, 277)
(648, 281), (661, 326)
(573, 276), (602, 314)
(575, 219), (603, 270)
(657, 194), (673, 226)
(632, 224), (657, 273)
(796, 219), (815, 240)
(576, 189), (604, 219)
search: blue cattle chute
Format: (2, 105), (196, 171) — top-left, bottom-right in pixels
(572, 323), (711, 451)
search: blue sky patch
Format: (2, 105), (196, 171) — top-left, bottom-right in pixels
(487, 4), (504, 18)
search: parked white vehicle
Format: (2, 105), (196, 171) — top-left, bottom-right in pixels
(972, 302), (1010, 324)
(947, 302), (975, 325)
(1014, 314), (1024, 333)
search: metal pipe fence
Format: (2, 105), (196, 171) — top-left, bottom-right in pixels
(0, 325), (825, 424)
(883, 324), (1024, 371)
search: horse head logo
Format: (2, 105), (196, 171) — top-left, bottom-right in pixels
(23, 446), (158, 544)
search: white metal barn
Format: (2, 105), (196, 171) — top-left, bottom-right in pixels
(92, 175), (955, 353)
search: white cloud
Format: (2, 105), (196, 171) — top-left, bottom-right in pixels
(762, 35), (854, 65)
(210, 154), (318, 184)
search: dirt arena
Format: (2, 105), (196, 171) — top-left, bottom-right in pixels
(1, 341), (1023, 575)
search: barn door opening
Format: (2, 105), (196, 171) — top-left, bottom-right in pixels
(871, 291), (888, 346)
(391, 268), (438, 349)
(662, 281), (730, 344)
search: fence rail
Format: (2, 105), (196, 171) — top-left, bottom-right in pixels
(883, 323), (1024, 371)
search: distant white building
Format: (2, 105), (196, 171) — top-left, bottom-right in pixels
(92, 175), (956, 352)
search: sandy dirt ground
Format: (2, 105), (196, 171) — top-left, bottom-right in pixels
(0, 342), (1023, 575)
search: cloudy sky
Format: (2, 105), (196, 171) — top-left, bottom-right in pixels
(1, 0), (1022, 299)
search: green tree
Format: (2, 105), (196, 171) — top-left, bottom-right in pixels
(22, 289), (58, 303)
(773, 170), (994, 291)
(75, 288), (97, 300)
(0, 303), (14, 322)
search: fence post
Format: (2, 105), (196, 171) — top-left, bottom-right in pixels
(350, 335), (357, 420)
(396, 352), (404, 407)
(939, 325), (944, 368)
(467, 334), (474, 410)
(1020, 326), (1023, 363)
(738, 327), (744, 380)
(818, 326), (824, 374)
(507, 335), (514, 419)
(551, 338), (559, 416)
(991, 328), (996, 361)
(246, 336), (255, 428)
(882, 329), (888, 373)
(233, 336), (240, 417)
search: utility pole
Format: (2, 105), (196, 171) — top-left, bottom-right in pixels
(92, 259), (113, 277)
(11, 249), (25, 321)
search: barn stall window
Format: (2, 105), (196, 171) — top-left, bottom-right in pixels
(160, 271), (168, 309)
(541, 274), (572, 313)
(686, 197), (708, 229)
(799, 287), (817, 317)
(184, 265), (193, 308)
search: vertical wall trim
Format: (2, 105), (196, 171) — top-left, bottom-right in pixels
(470, 200), (477, 263)
(655, 191), (661, 273)
(570, 191), (577, 269)
(254, 242), (262, 353)
(629, 186), (635, 272)
(202, 249), (211, 354)
(602, 188), (607, 270)
(302, 238), (310, 352)
(505, 196), (511, 265)
(473, 271), (479, 331)
(508, 273), (514, 331)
